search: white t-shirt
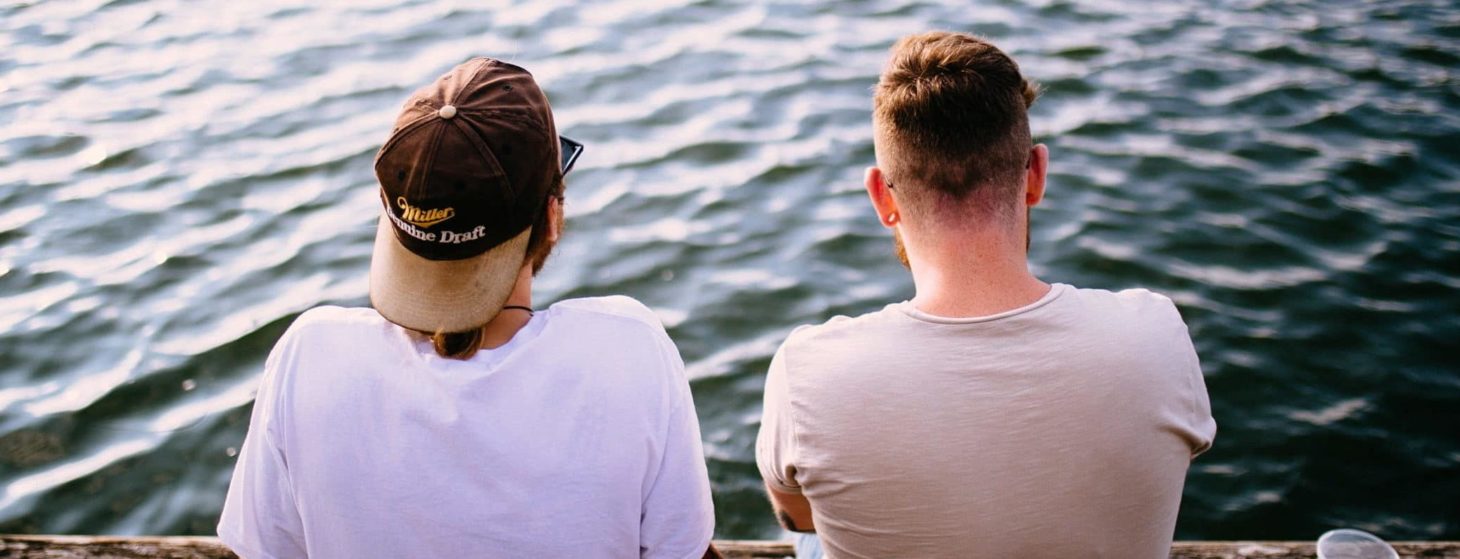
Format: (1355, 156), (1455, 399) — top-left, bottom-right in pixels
(757, 284), (1216, 559)
(219, 296), (715, 559)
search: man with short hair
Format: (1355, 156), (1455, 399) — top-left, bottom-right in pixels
(756, 32), (1216, 558)
(219, 58), (716, 558)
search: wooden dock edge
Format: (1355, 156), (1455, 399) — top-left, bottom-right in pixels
(2, 535), (1458, 558)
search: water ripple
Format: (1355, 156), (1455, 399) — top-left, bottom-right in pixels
(2, 0), (1458, 542)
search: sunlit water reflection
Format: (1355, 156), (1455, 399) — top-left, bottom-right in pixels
(2, 0), (1458, 540)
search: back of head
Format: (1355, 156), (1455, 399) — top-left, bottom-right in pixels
(873, 32), (1039, 224)
(368, 57), (565, 359)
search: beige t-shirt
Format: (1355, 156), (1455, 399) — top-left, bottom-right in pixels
(756, 284), (1216, 559)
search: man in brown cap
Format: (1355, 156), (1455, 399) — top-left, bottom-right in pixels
(219, 58), (716, 558)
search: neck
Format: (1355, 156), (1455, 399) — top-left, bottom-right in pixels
(480, 265), (536, 349)
(903, 223), (1049, 318)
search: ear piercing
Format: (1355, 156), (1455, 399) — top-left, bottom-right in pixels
(885, 213), (899, 225)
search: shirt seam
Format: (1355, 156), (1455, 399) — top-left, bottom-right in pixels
(262, 332), (306, 545)
(894, 283), (1068, 325)
(780, 334), (805, 493)
(668, 517), (717, 559)
(1180, 320), (1211, 457)
(644, 327), (689, 508)
(550, 298), (663, 332)
(218, 523), (286, 559)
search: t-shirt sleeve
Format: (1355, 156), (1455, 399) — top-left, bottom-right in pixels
(217, 335), (307, 559)
(755, 342), (801, 493)
(1184, 335), (1217, 457)
(639, 337), (715, 559)
(1159, 297), (1217, 458)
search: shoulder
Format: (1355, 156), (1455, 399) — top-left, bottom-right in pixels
(267, 306), (395, 364)
(545, 296), (677, 353)
(1056, 285), (1196, 364)
(781, 303), (904, 351)
(257, 307), (387, 402)
(290, 305), (388, 330)
(773, 305), (908, 375)
(547, 297), (688, 393)
(548, 295), (667, 331)
(278, 306), (392, 344)
(1060, 284), (1186, 325)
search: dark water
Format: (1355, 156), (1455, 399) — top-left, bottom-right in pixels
(2, 0), (1458, 542)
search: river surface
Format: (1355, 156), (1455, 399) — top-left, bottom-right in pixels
(2, 0), (1458, 542)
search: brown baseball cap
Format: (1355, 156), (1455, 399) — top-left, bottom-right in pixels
(369, 57), (560, 333)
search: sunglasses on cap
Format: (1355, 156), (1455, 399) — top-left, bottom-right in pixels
(560, 136), (584, 174)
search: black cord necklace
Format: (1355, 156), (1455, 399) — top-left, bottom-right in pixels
(502, 305), (535, 316)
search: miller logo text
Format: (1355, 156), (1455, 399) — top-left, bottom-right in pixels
(396, 197), (455, 228)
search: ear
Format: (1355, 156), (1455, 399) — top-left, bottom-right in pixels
(545, 196), (563, 242)
(1024, 144), (1049, 207)
(864, 166), (901, 229)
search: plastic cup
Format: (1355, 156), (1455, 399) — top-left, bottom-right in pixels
(1316, 529), (1398, 559)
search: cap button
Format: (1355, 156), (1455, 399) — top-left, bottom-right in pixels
(438, 105), (457, 119)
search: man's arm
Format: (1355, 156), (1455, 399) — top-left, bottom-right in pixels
(757, 341), (818, 534)
(640, 331), (717, 559)
(766, 483), (816, 533)
(217, 340), (308, 559)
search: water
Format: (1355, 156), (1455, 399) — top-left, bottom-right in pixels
(2, 0), (1458, 542)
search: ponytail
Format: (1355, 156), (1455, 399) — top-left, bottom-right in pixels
(432, 327), (485, 359)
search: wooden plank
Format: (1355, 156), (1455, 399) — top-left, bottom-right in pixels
(2, 535), (1459, 558)
(1168, 540), (1460, 558)
(714, 539), (795, 558)
(0, 535), (236, 558)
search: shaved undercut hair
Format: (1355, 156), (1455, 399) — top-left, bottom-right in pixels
(874, 31), (1040, 224)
